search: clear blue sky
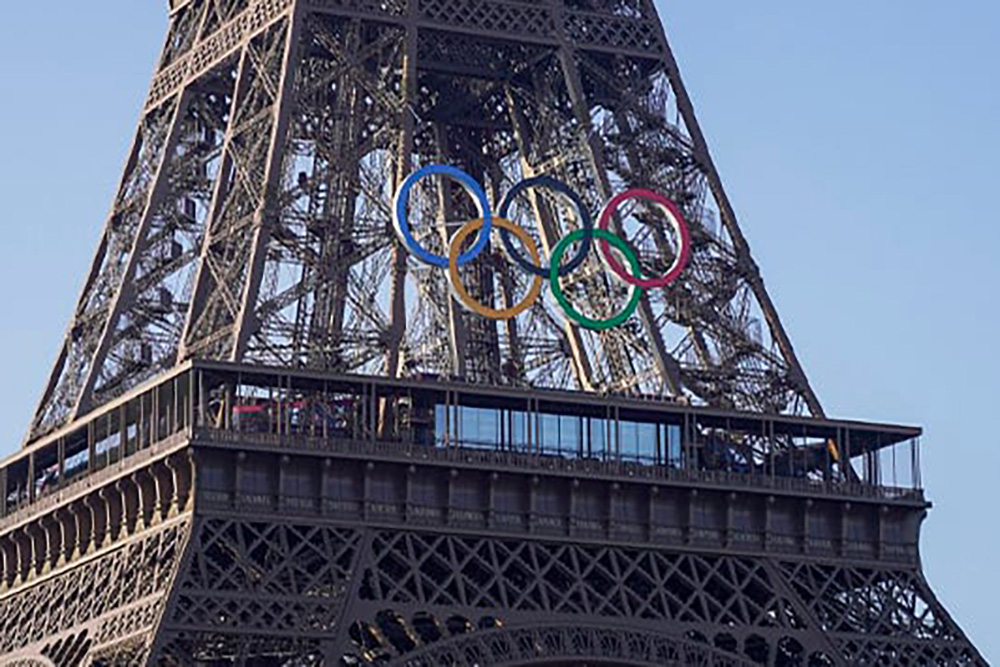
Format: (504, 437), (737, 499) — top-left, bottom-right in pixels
(0, 1), (996, 658)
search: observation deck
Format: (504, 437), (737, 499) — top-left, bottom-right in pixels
(0, 360), (926, 585)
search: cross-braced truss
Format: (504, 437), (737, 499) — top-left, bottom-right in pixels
(29, 0), (824, 443)
(0, 507), (984, 664)
(7, 0), (984, 665)
(139, 516), (981, 666)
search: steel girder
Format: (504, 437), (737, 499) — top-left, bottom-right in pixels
(148, 518), (984, 665)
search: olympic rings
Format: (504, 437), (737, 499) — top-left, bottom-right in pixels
(550, 229), (643, 331)
(449, 218), (544, 319)
(598, 189), (692, 289)
(391, 165), (692, 331)
(394, 165), (493, 268)
(497, 176), (593, 278)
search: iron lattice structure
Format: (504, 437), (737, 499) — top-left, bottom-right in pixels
(29, 0), (826, 445)
(0, 0), (985, 665)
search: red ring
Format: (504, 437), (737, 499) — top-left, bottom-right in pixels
(597, 189), (692, 289)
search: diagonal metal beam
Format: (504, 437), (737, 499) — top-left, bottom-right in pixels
(385, 16), (418, 382)
(551, 16), (684, 397)
(647, 4), (824, 417)
(230, 8), (305, 361)
(177, 43), (252, 363)
(70, 93), (193, 420)
(27, 99), (179, 441)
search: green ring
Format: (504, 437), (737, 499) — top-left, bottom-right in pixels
(549, 229), (643, 331)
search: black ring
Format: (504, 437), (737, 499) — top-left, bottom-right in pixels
(498, 176), (594, 278)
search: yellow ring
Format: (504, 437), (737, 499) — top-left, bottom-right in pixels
(448, 217), (544, 320)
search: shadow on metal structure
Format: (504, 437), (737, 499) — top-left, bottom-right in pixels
(0, 0), (985, 664)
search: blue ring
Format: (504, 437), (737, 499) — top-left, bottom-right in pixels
(497, 176), (594, 278)
(393, 165), (493, 268)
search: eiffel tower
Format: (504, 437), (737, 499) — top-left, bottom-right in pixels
(0, 0), (985, 664)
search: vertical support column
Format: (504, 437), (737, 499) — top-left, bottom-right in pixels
(14, 529), (31, 585)
(314, 104), (356, 360)
(85, 494), (106, 553)
(88, 419), (98, 474)
(137, 391), (146, 456)
(505, 91), (595, 391)
(386, 8), (419, 381)
(647, 486), (659, 542)
(117, 403), (127, 464)
(725, 491), (735, 548)
(680, 412), (690, 472)
(279, 455), (291, 512)
(433, 125), (470, 377)
(803, 498), (813, 555)
(60, 508), (76, 567)
(102, 483), (123, 542)
(0, 537), (14, 590)
(378, 19), (418, 438)
(685, 488), (697, 545)
(28, 523), (45, 577)
(173, 375), (180, 435)
(73, 500), (92, 560)
(320, 458), (333, 516)
(151, 388), (159, 448)
(765, 495), (776, 552)
(363, 461), (374, 521)
(487, 471), (498, 530)
(234, 451), (247, 510)
(27, 452), (35, 504)
(840, 502), (851, 558)
(57, 437), (66, 491)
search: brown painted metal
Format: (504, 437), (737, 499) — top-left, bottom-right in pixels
(2, 0), (984, 664)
